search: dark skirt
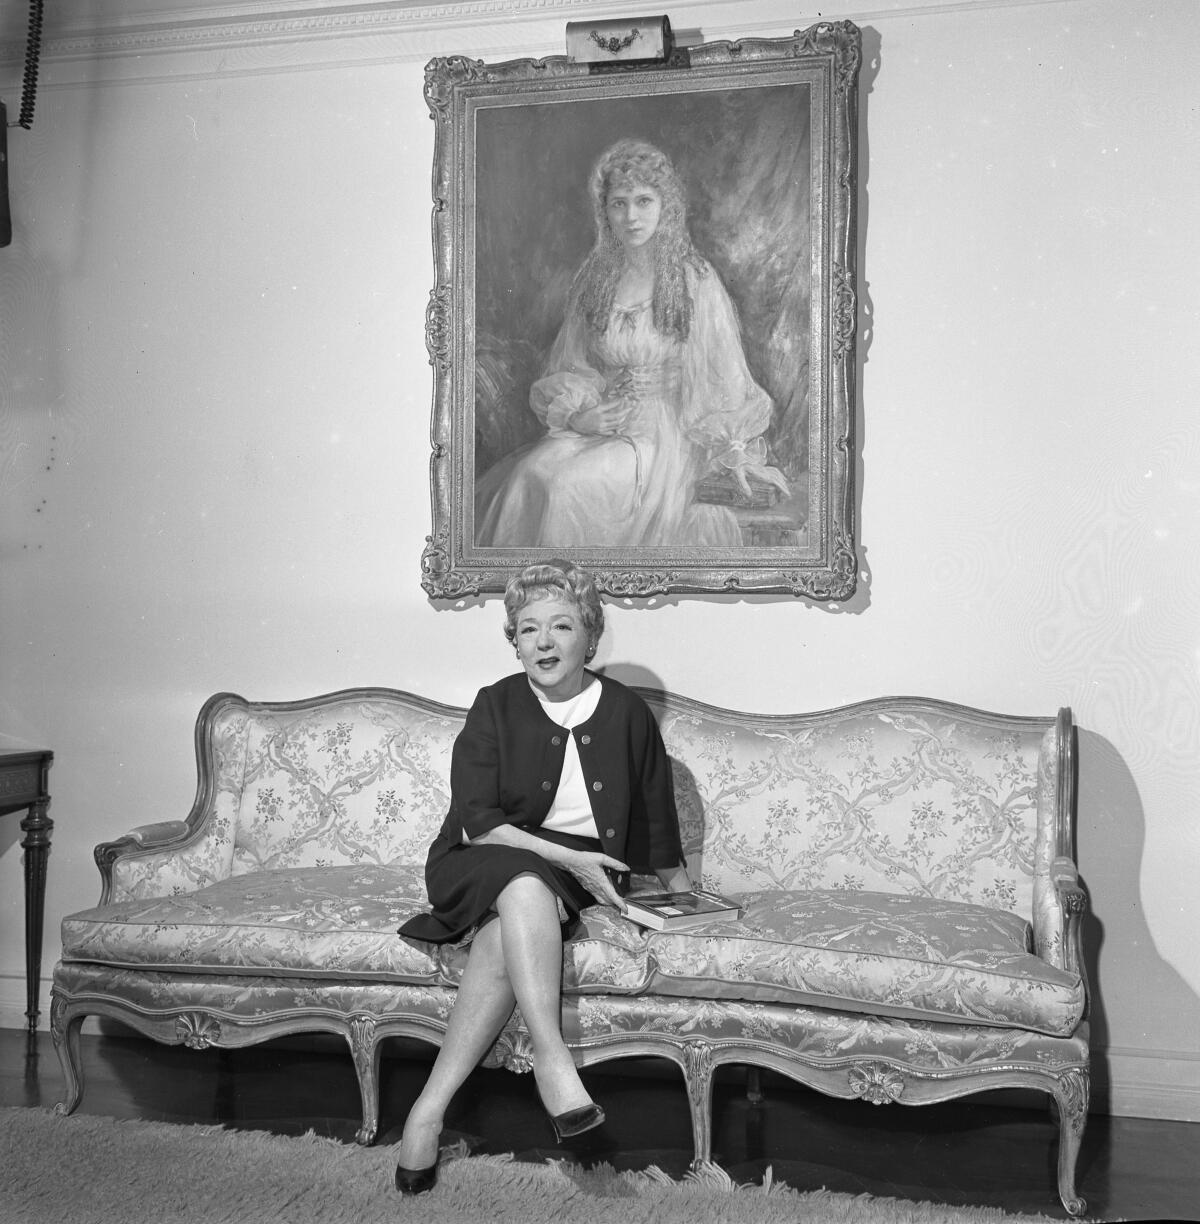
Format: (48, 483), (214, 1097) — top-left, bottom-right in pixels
(397, 827), (605, 946)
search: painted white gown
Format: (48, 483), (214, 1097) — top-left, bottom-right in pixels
(474, 261), (778, 549)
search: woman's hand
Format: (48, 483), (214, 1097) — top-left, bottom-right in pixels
(568, 398), (631, 437)
(561, 849), (630, 912)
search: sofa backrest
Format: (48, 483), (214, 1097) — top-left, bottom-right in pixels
(641, 691), (1068, 925)
(127, 688), (1068, 938)
(222, 690), (462, 875)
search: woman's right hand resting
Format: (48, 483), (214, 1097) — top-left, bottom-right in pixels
(559, 848), (630, 912)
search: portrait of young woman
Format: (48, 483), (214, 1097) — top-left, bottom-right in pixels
(468, 83), (814, 557)
(473, 137), (790, 551)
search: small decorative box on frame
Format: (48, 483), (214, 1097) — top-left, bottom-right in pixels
(565, 16), (673, 65)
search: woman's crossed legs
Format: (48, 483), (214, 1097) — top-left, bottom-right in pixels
(396, 873), (594, 1170)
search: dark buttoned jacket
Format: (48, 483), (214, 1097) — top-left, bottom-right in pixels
(439, 671), (683, 873)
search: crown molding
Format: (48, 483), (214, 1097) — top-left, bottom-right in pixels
(0, 1), (561, 60)
(0, 1), (643, 85)
(3, 1), (684, 57)
(0, 0), (1077, 85)
(0, 0), (594, 86)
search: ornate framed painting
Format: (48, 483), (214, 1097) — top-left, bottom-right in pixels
(421, 22), (861, 599)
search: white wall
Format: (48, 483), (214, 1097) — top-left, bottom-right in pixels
(1, 0), (1197, 1120)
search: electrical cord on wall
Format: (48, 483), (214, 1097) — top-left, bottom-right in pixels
(14, 0), (44, 130)
(2, 0), (45, 246)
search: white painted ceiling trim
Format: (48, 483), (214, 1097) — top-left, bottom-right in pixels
(0, 0), (1075, 85)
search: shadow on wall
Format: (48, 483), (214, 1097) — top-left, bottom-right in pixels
(0, 821), (22, 861)
(605, 662), (710, 884)
(1075, 728), (1200, 1115)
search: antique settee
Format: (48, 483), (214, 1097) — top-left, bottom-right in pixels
(50, 686), (1090, 1215)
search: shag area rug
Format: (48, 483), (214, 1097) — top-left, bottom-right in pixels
(1, 1106), (1059, 1224)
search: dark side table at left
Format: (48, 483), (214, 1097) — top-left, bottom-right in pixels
(0, 749), (54, 1034)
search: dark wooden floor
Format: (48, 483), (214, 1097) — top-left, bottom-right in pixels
(3, 1027), (1198, 1222)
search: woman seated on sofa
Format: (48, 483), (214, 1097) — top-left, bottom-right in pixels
(395, 559), (691, 1193)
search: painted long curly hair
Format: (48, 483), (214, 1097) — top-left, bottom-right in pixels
(571, 139), (706, 341)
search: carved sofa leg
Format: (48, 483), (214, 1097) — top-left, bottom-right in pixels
(1051, 1067), (1090, 1217)
(347, 1015), (382, 1145)
(49, 990), (84, 1117)
(682, 1042), (716, 1169)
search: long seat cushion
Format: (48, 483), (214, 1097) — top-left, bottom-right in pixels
(643, 889), (1085, 1037)
(59, 865), (654, 994)
(62, 874), (1083, 1035)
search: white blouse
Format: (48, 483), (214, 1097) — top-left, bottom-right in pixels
(535, 679), (603, 839)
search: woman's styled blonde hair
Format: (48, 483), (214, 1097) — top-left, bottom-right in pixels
(502, 559), (605, 647)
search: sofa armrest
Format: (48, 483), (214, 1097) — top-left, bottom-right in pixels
(126, 820), (192, 847)
(90, 692), (253, 905)
(1050, 854), (1090, 1014)
(94, 822), (193, 904)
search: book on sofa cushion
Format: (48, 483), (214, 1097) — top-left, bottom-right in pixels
(624, 889), (742, 931)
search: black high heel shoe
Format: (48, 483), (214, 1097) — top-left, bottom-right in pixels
(549, 1101), (606, 1142)
(394, 1160), (438, 1196)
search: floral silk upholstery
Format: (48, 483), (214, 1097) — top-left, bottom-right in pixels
(66, 865), (656, 995)
(52, 959), (1089, 1079)
(63, 866), (442, 983)
(564, 993), (1088, 1077)
(64, 875), (1082, 1033)
(111, 695), (459, 902)
(643, 698), (1068, 968)
(229, 700), (454, 874)
(72, 691), (1080, 1037)
(642, 889), (1083, 1036)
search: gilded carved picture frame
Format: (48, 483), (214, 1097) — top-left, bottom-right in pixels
(421, 23), (861, 599)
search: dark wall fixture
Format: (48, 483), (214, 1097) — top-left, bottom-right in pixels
(2, 0), (45, 248)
